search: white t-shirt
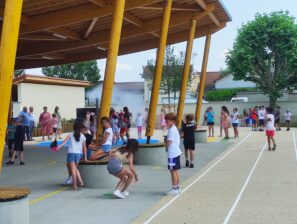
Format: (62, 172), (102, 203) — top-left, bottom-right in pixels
(284, 112), (292, 121)
(135, 115), (143, 127)
(102, 127), (113, 146)
(68, 133), (86, 154)
(258, 109), (266, 120)
(265, 114), (275, 131)
(167, 125), (182, 158)
(231, 112), (239, 123)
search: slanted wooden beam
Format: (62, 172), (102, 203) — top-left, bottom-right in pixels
(89, 0), (107, 7)
(150, 31), (159, 38)
(20, 0), (160, 34)
(138, 3), (200, 12)
(19, 34), (65, 41)
(195, 0), (220, 26)
(124, 12), (143, 27)
(47, 27), (82, 41)
(83, 18), (99, 39)
(42, 52), (65, 60)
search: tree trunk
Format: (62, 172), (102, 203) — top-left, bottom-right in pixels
(269, 96), (277, 112)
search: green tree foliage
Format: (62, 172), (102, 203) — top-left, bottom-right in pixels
(14, 69), (25, 77)
(145, 46), (192, 104)
(206, 88), (255, 101)
(226, 11), (297, 109)
(42, 60), (100, 84)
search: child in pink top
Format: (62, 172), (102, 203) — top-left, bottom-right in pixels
(51, 113), (59, 139)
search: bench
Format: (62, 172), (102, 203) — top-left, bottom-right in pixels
(134, 143), (167, 166)
(0, 187), (31, 224)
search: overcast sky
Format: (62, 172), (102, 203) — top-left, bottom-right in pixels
(26, 0), (297, 82)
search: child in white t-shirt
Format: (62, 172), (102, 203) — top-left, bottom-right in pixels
(231, 108), (239, 138)
(135, 113), (143, 139)
(265, 107), (276, 151)
(90, 117), (113, 160)
(284, 109), (292, 131)
(165, 113), (182, 196)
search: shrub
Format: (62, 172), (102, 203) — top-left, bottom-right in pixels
(206, 88), (255, 101)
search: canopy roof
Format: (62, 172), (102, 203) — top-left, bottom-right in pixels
(0, 0), (231, 69)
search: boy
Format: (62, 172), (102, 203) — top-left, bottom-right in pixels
(181, 114), (196, 168)
(265, 107), (276, 151)
(165, 113), (182, 195)
(6, 118), (16, 158)
(258, 106), (266, 131)
(284, 109), (292, 131)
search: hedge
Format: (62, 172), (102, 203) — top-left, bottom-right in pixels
(205, 88), (255, 101)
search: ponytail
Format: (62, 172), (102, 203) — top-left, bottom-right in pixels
(73, 121), (84, 142)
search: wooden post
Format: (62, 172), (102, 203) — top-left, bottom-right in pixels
(0, 0), (24, 172)
(145, 0), (173, 144)
(176, 20), (196, 128)
(96, 0), (125, 142)
(195, 34), (211, 125)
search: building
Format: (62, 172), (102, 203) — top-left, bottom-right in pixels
(12, 74), (91, 120)
(85, 81), (145, 117)
(215, 74), (256, 89)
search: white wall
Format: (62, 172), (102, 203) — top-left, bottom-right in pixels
(215, 75), (256, 89)
(16, 83), (85, 120)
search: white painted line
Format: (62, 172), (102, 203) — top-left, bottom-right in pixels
(222, 142), (267, 224)
(293, 131), (297, 162)
(143, 132), (253, 224)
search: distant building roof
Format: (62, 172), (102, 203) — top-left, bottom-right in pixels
(13, 74), (92, 87)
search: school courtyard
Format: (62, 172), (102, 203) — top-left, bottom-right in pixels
(1, 127), (297, 224)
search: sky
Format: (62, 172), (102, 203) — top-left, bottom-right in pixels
(26, 0), (297, 82)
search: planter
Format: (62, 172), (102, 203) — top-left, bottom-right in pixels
(194, 128), (208, 143)
(78, 161), (117, 188)
(0, 187), (31, 224)
(134, 143), (167, 166)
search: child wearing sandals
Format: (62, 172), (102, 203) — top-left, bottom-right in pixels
(107, 139), (139, 199)
(265, 107), (276, 151)
(57, 121), (87, 190)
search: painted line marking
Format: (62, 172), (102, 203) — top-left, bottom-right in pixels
(29, 186), (69, 205)
(222, 142), (267, 224)
(292, 131), (297, 162)
(143, 132), (253, 224)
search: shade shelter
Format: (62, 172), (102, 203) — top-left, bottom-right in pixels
(0, 0), (231, 169)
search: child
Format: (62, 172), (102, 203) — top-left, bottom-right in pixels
(251, 108), (258, 131)
(181, 114), (196, 168)
(90, 117), (113, 160)
(51, 113), (59, 139)
(231, 108), (239, 138)
(221, 106), (230, 139)
(6, 118), (16, 158)
(57, 121), (87, 190)
(107, 139), (139, 199)
(165, 113), (182, 195)
(82, 128), (94, 160)
(284, 109), (292, 131)
(258, 106), (266, 131)
(6, 118), (25, 165)
(206, 107), (214, 137)
(135, 113), (143, 139)
(265, 107), (276, 151)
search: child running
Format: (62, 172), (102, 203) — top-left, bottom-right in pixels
(165, 113), (182, 195)
(90, 117), (113, 160)
(57, 121), (87, 190)
(265, 107), (276, 151)
(107, 139), (139, 199)
(231, 108), (239, 138)
(181, 114), (196, 168)
(135, 113), (143, 139)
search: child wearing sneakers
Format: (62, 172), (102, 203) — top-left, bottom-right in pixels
(265, 107), (276, 151)
(181, 114), (196, 168)
(165, 113), (182, 195)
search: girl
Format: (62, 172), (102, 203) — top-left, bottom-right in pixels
(54, 106), (63, 139)
(231, 108), (239, 138)
(135, 113), (143, 139)
(159, 108), (167, 131)
(107, 139), (139, 199)
(51, 113), (58, 139)
(90, 117), (113, 160)
(221, 106), (230, 139)
(123, 107), (132, 139)
(110, 108), (120, 144)
(57, 121), (87, 190)
(219, 110), (224, 137)
(206, 107), (215, 137)
(265, 107), (276, 151)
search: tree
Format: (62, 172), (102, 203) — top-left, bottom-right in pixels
(42, 60), (100, 84)
(226, 11), (297, 109)
(143, 46), (192, 104)
(14, 69), (25, 77)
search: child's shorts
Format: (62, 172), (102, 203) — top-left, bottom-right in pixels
(107, 157), (123, 174)
(266, 130), (275, 137)
(252, 119), (256, 124)
(232, 123), (239, 127)
(67, 153), (82, 163)
(183, 141), (195, 150)
(52, 128), (57, 133)
(101, 144), (112, 153)
(168, 156), (181, 170)
(259, 119), (265, 126)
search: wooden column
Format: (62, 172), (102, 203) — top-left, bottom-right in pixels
(145, 0), (173, 144)
(176, 20), (196, 128)
(96, 0), (125, 142)
(195, 34), (211, 125)
(0, 0), (24, 172)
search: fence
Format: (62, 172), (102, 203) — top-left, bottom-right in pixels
(32, 122), (74, 137)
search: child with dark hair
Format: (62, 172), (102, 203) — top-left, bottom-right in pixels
(51, 113), (58, 139)
(231, 108), (239, 138)
(57, 121), (87, 190)
(265, 107), (276, 151)
(6, 118), (16, 158)
(90, 117), (113, 160)
(206, 107), (215, 137)
(164, 112), (182, 195)
(181, 114), (196, 168)
(107, 139), (139, 199)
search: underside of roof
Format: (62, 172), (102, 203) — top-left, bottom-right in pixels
(0, 0), (231, 69)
